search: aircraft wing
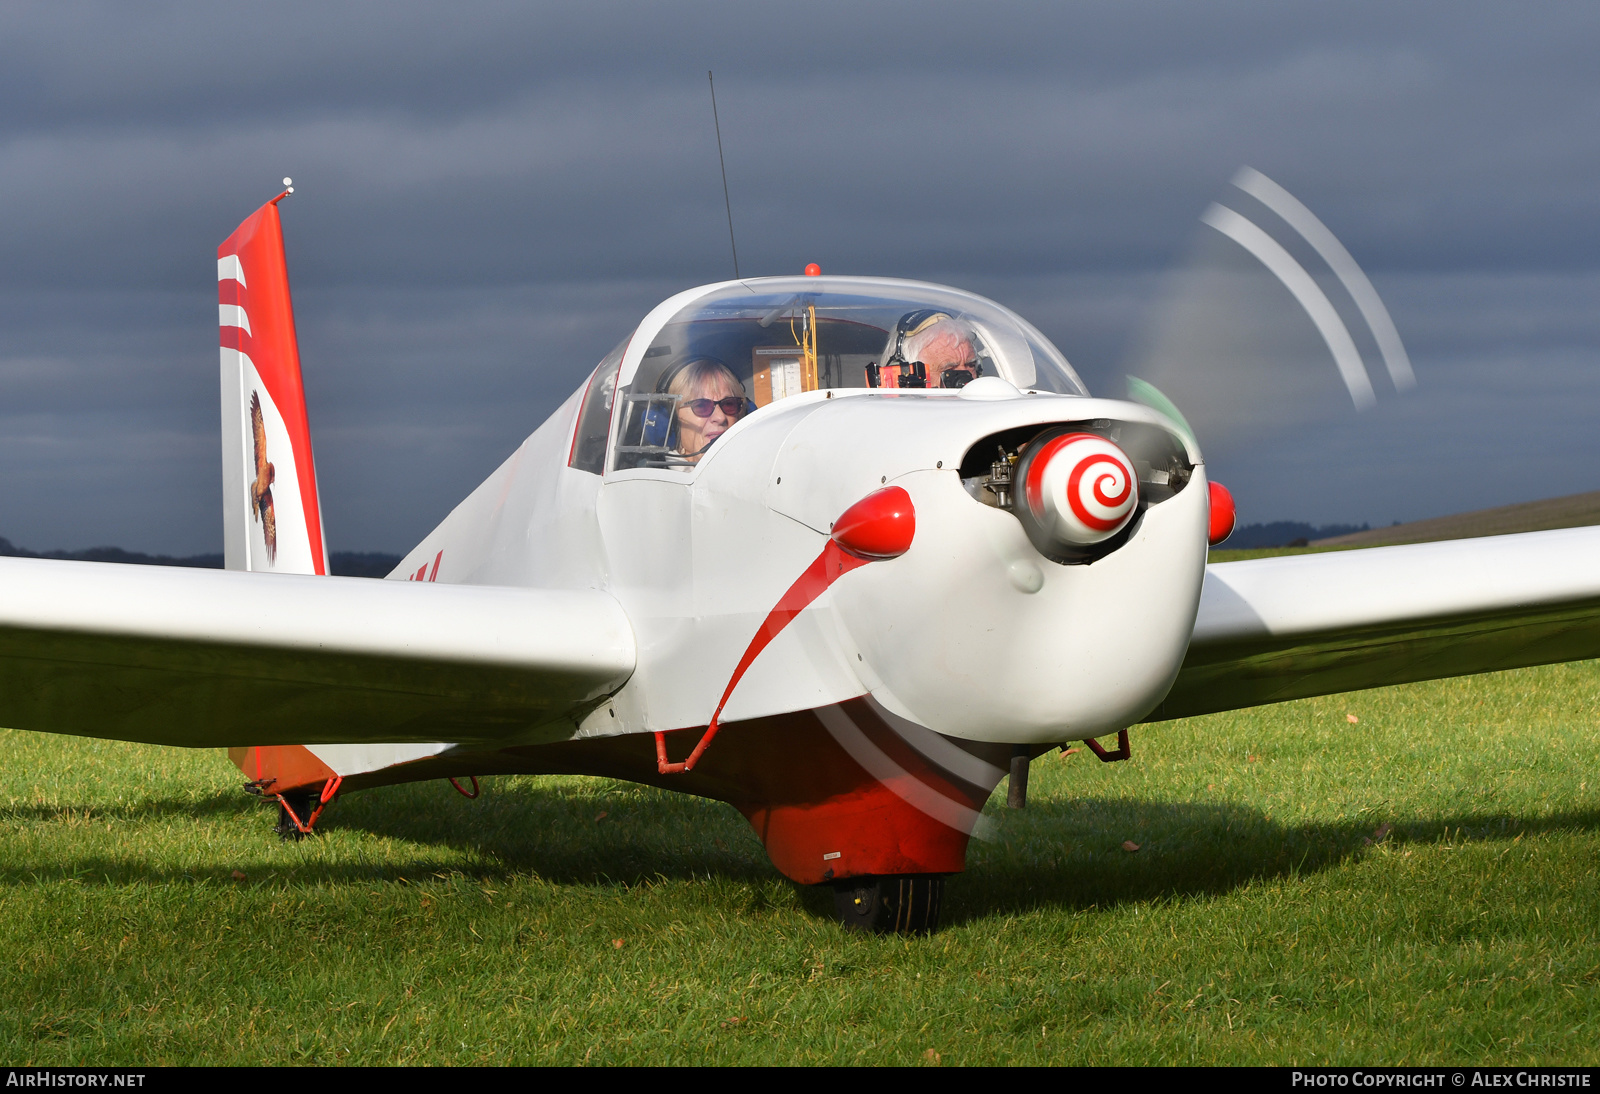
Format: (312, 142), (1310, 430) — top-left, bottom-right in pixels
(0, 557), (635, 747)
(1148, 525), (1600, 721)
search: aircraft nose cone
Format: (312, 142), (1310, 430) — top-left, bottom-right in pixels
(831, 487), (916, 560)
(1018, 432), (1139, 549)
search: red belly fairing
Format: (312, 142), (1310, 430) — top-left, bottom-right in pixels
(230, 697), (1012, 884)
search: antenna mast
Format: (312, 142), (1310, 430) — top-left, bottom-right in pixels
(708, 70), (740, 279)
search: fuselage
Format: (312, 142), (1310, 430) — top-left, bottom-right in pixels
(392, 276), (1209, 750)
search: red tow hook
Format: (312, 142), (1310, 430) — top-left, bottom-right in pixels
(656, 486), (915, 775)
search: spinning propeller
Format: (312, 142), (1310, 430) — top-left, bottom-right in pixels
(1120, 167), (1416, 513)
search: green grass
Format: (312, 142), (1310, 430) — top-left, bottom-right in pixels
(1, 661), (1598, 1065)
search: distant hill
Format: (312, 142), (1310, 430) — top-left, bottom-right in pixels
(1224, 521), (1371, 549)
(1313, 490), (1600, 548)
(17, 489), (1594, 574)
(0, 538), (402, 579)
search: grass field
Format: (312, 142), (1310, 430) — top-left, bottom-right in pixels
(0, 660), (1597, 1065)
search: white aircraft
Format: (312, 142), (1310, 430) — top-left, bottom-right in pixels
(2, 180), (1596, 934)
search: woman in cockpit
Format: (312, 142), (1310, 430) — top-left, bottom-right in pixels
(668, 357), (748, 464)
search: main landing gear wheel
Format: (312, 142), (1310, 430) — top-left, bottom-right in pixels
(831, 875), (945, 933)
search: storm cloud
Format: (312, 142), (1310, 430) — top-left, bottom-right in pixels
(1, 1), (1597, 552)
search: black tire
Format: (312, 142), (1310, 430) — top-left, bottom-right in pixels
(832, 874), (945, 933)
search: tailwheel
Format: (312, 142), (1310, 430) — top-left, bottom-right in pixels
(273, 791), (319, 841)
(831, 874), (945, 934)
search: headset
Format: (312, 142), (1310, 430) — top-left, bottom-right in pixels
(866, 309), (983, 389)
(639, 356), (751, 453)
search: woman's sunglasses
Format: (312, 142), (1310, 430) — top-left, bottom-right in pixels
(681, 397), (747, 419)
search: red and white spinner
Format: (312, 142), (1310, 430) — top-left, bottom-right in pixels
(1014, 431), (1140, 558)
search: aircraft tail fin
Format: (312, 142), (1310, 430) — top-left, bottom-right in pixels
(217, 193), (329, 574)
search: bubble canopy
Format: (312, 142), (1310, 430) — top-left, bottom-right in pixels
(607, 276), (1087, 472)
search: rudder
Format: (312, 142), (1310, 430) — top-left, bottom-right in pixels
(217, 193), (328, 574)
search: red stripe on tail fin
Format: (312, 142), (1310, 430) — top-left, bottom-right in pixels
(218, 197), (328, 575)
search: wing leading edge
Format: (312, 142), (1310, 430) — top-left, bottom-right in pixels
(0, 557), (635, 748)
(1149, 525), (1600, 721)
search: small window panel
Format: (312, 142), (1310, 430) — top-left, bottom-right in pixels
(568, 335), (630, 474)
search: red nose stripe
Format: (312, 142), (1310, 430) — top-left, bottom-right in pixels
(656, 487), (916, 774)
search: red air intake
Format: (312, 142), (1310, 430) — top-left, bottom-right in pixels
(831, 486), (915, 560)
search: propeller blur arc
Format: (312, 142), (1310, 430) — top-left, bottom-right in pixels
(1232, 166), (1415, 392)
(1200, 202), (1378, 411)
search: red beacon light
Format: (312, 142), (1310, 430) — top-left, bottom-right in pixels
(804, 263), (821, 277)
(1208, 481), (1237, 546)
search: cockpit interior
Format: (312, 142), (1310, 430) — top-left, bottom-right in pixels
(567, 277), (1088, 475)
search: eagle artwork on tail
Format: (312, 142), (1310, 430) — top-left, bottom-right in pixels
(248, 391), (277, 561)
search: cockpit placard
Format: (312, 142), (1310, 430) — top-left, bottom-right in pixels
(752, 346), (808, 407)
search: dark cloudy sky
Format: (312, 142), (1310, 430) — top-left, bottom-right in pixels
(2, 2), (1597, 554)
